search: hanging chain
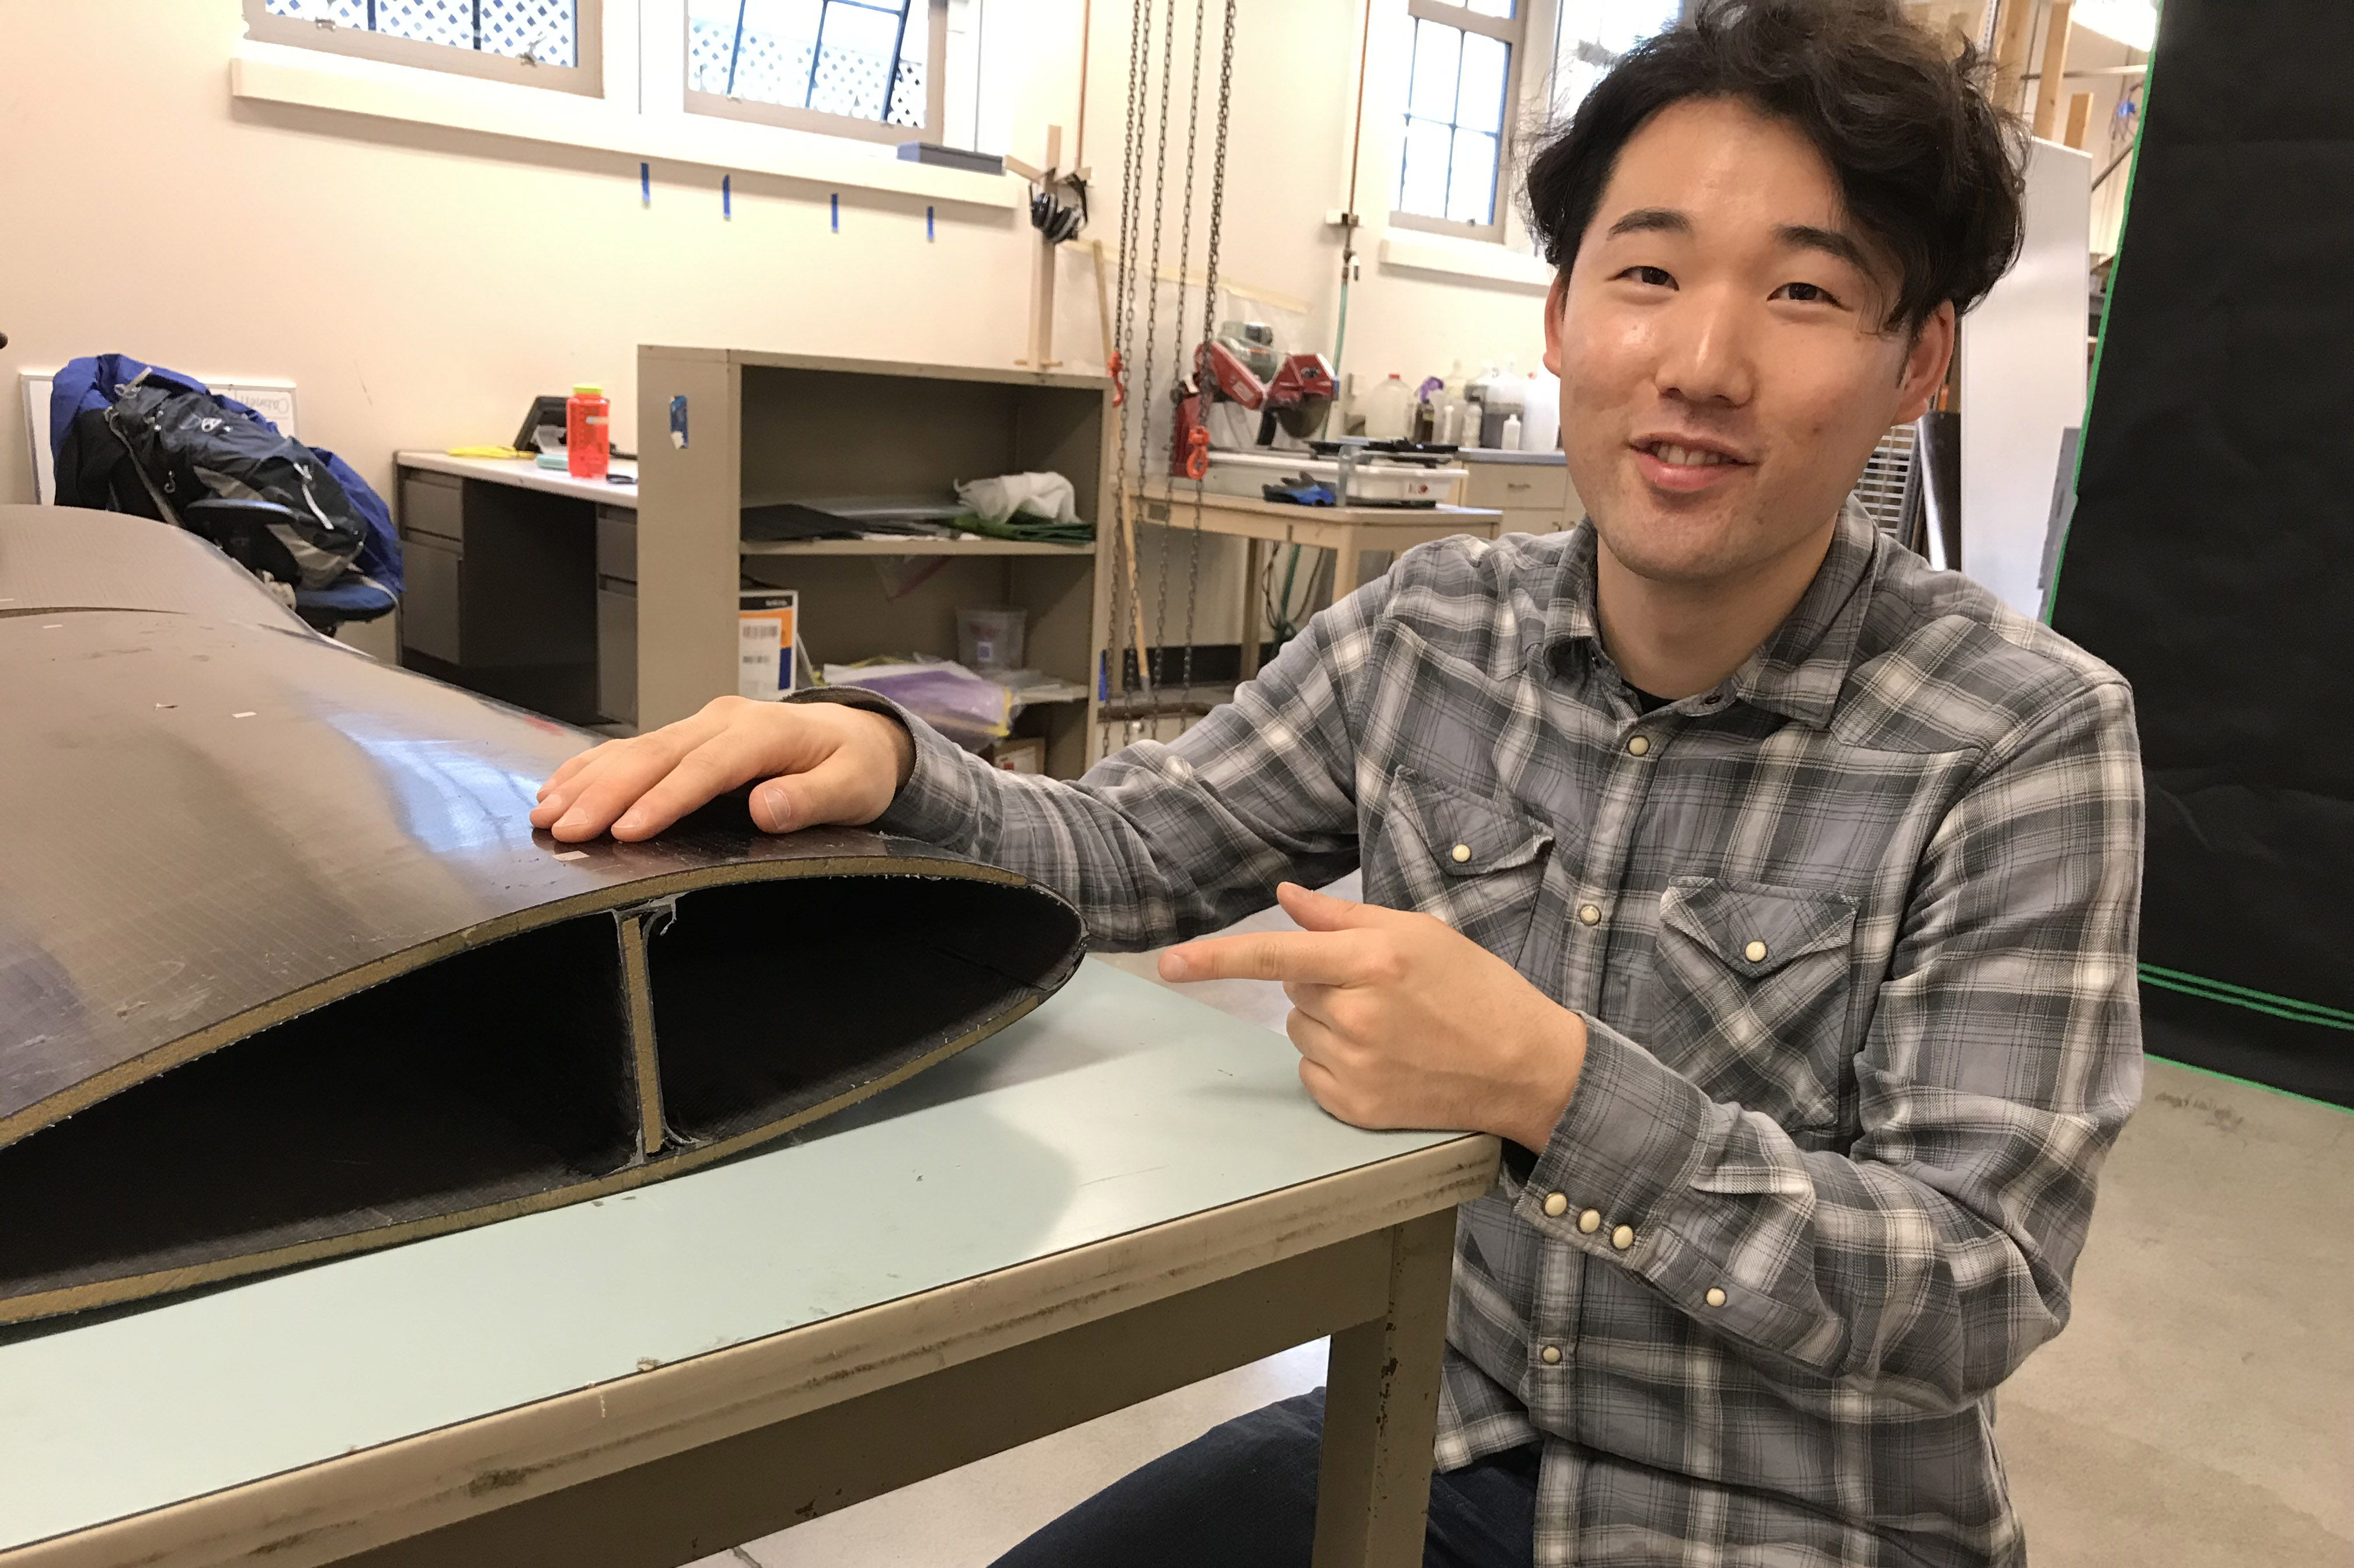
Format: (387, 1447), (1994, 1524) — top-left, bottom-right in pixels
(1178, 0), (1236, 708)
(1168, 0), (1208, 707)
(1136, 0), (1178, 705)
(1105, 0), (1151, 702)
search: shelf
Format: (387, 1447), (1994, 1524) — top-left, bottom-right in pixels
(737, 537), (1096, 557)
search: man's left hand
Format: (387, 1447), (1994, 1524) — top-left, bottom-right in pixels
(1159, 883), (1587, 1149)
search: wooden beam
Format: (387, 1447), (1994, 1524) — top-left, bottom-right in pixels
(1991, 0), (2036, 114)
(2032, 0), (2075, 139)
(2064, 90), (2095, 149)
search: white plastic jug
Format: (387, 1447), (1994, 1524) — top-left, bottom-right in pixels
(1362, 374), (1414, 441)
(1520, 369), (1561, 452)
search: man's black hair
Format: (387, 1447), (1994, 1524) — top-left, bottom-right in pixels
(1523, 0), (2026, 330)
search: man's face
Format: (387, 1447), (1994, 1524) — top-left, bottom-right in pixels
(1544, 96), (1952, 587)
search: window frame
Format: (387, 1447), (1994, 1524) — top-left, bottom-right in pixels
(1391, 0), (1542, 245)
(241, 0), (605, 96)
(682, 0), (950, 148)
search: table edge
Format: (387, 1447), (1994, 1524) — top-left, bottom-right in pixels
(5, 1135), (1498, 1568)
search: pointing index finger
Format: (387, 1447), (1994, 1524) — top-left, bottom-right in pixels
(1159, 929), (1366, 987)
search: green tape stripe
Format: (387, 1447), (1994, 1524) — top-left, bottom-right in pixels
(2146, 1055), (2354, 1115)
(2139, 965), (2354, 1031)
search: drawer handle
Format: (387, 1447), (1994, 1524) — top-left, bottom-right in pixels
(1506, 482), (1533, 490)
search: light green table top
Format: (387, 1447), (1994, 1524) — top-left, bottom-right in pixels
(0, 960), (1467, 1552)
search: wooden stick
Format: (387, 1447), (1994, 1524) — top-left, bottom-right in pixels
(1025, 126), (1065, 371)
(1991, 0), (2035, 114)
(2064, 90), (2095, 149)
(2032, 0), (2074, 140)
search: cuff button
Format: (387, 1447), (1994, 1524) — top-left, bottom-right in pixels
(1542, 1191), (1568, 1217)
(1578, 1208), (1602, 1234)
(1610, 1224), (1636, 1250)
(1705, 1287), (1728, 1307)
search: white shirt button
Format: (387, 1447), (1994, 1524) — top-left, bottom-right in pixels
(1542, 1191), (1568, 1217)
(1578, 1208), (1602, 1234)
(1744, 939), (1768, 963)
(1611, 1224), (1636, 1250)
(1578, 903), (1602, 926)
(1705, 1287), (1728, 1308)
(1450, 842), (1472, 863)
(1540, 1344), (1563, 1365)
(1626, 734), (1651, 756)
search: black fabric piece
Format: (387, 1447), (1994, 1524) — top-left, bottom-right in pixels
(988, 1388), (1540, 1568)
(2046, 0), (2354, 1106)
(1630, 685), (1670, 714)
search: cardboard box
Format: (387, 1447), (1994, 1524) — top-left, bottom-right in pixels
(738, 590), (800, 701)
(990, 736), (1046, 774)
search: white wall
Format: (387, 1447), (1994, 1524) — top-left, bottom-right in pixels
(1959, 137), (2091, 619)
(0, 0), (1559, 646)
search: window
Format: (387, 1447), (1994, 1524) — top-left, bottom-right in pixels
(1548, 0), (1681, 121)
(1394, 0), (1527, 241)
(685, 1), (949, 145)
(243, 0), (601, 93)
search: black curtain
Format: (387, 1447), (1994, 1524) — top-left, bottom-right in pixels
(2047, 0), (2354, 1104)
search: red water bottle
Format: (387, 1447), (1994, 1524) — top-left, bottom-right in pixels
(566, 382), (610, 480)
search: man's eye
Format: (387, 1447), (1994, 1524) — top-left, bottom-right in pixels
(1775, 281), (1843, 306)
(1618, 265), (1674, 288)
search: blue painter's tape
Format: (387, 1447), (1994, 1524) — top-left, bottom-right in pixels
(640, 162), (650, 204)
(830, 193), (839, 233)
(723, 175), (732, 218)
(668, 394), (689, 450)
(927, 204), (935, 242)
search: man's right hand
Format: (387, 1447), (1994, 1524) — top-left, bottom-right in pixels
(530, 696), (918, 843)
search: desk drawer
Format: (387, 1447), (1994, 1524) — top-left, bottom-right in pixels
(596, 510), (637, 583)
(402, 535), (463, 664)
(400, 471), (465, 545)
(1461, 464), (1568, 515)
(597, 581), (638, 725)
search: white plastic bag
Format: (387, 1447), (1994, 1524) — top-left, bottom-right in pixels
(956, 471), (1078, 525)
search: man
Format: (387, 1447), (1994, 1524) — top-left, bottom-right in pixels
(532, 1), (2142, 1561)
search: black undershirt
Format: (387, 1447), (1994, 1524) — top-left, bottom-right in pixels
(1630, 686), (1670, 714)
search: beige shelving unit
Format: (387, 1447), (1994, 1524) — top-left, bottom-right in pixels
(635, 349), (1115, 779)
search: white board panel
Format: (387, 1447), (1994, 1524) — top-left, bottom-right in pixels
(1958, 138), (2092, 619)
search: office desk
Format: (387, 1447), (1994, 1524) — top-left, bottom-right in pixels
(0, 960), (1498, 1568)
(393, 452), (640, 728)
(1134, 483), (1504, 681)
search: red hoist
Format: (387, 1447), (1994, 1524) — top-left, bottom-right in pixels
(1168, 336), (1337, 480)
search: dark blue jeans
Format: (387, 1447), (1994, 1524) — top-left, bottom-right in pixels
(989, 1388), (1538, 1568)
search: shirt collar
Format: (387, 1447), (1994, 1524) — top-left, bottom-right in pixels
(1535, 501), (1883, 729)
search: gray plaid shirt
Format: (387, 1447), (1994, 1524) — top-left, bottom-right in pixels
(833, 504), (2143, 1566)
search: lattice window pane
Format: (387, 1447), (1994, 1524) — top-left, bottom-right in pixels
(265, 0), (578, 68)
(694, 0), (924, 128)
(375, 0), (473, 50)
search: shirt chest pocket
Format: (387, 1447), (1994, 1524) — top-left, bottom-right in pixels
(1366, 769), (1554, 971)
(1652, 877), (1859, 1135)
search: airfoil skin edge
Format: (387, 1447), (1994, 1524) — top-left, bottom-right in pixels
(0, 506), (1085, 1325)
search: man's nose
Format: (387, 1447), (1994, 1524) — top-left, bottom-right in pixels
(1652, 285), (1757, 409)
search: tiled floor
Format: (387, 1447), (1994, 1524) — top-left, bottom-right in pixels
(701, 883), (2354, 1567)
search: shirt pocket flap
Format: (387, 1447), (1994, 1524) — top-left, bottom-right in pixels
(1392, 769), (1553, 877)
(1660, 877), (1858, 977)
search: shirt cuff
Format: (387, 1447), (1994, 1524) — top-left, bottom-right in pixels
(783, 687), (986, 846)
(1511, 1015), (1825, 1351)
(1514, 1012), (1711, 1263)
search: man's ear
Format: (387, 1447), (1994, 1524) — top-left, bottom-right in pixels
(1894, 301), (1956, 422)
(1541, 270), (1570, 377)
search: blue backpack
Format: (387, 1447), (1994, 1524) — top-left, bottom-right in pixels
(49, 354), (401, 626)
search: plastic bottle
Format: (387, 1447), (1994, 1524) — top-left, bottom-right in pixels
(1477, 371), (1526, 450)
(1500, 413), (1522, 450)
(566, 383), (611, 481)
(1363, 374), (1413, 441)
